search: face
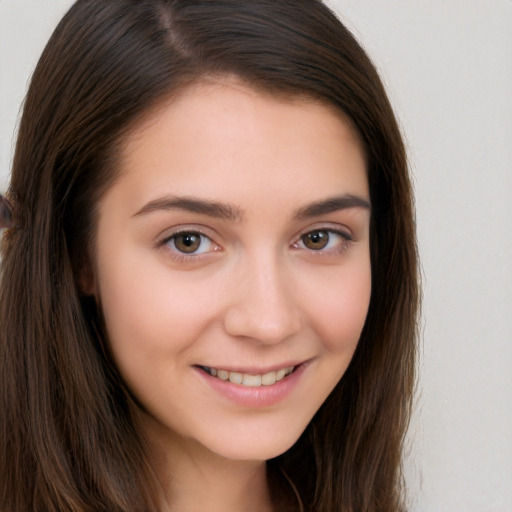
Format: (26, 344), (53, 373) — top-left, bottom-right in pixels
(91, 81), (371, 462)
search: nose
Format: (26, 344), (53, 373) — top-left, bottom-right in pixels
(223, 255), (302, 345)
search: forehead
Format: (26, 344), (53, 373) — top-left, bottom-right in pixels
(107, 80), (368, 217)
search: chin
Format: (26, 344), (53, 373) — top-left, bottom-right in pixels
(197, 419), (307, 462)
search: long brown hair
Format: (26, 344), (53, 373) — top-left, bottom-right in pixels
(0, 1), (419, 510)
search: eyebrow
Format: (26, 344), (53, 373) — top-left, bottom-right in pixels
(133, 193), (370, 221)
(293, 194), (371, 219)
(133, 195), (244, 221)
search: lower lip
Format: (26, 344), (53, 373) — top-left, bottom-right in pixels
(195, 363), (309, 408)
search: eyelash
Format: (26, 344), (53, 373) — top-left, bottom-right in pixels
(293, 228), (354, 255)
(158, 227), (354, 262)
(158, 229), (219, 262)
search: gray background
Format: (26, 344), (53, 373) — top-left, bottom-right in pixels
(1, 1), (511, 510)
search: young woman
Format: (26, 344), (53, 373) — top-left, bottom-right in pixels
(0, 1), (419, 511)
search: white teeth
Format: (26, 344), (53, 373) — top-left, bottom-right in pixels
(276, 368), (286, 381)
(203, 365), (296, 387)
(229, 372), (243, 384)
(217, 369), (229, 380)
(261, 371), (276, 386)
(242, 374), (262, 387)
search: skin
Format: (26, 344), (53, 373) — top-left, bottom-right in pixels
(89, 81), (371, 511)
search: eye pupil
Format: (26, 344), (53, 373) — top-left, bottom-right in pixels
(175, 233), (201, 253)
(303, 230), (329, 250)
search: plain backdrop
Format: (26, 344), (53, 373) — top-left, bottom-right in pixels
(1, 1), (511, 511)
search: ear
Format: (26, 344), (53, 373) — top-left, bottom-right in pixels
(0, 194), (14, 228)
(76, 254), (97, 296)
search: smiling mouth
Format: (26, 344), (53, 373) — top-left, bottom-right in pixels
(198, 365), (297, 387)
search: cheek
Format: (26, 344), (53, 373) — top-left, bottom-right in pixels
(95, 251), (203, 365)
(95, 246), (230, 373)
(305, 259), (371, 352)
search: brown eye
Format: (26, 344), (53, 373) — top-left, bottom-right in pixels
(172, 232), (202, 253)
(164, 230), (217, 258)
(301, 230), (330, 250)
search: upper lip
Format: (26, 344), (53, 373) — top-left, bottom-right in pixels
(195, 359), (311, 374)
